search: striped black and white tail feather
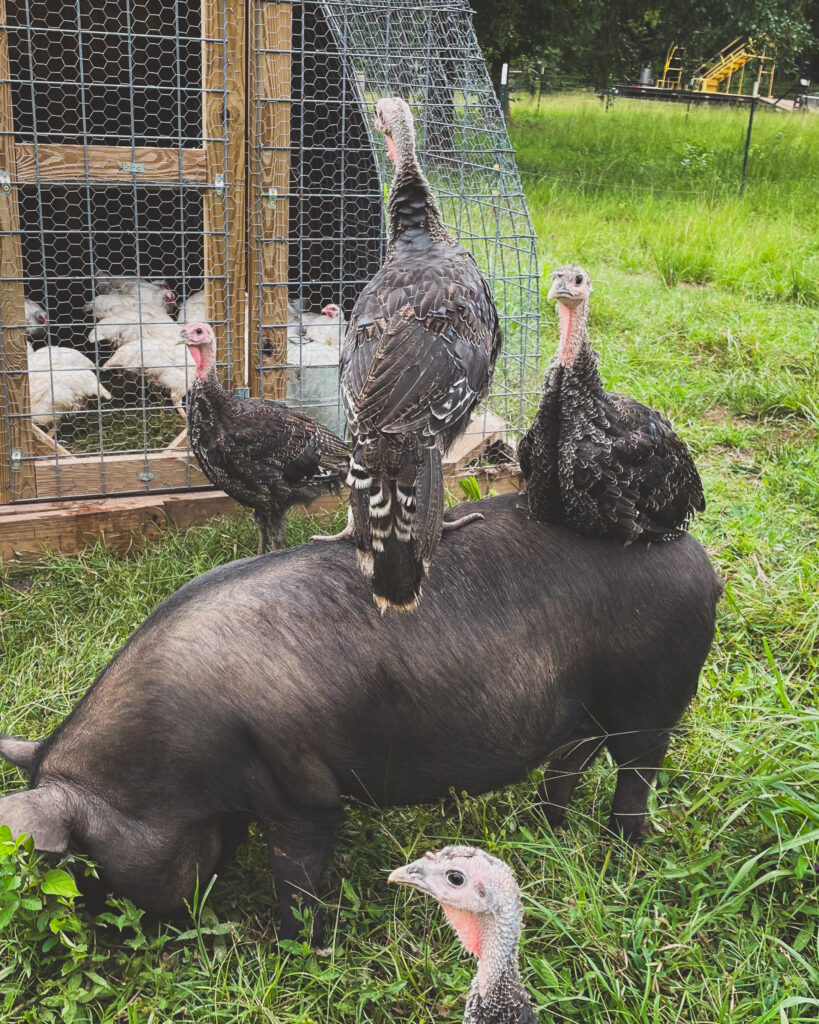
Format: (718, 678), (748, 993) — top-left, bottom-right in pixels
(348, 447), (444, 613)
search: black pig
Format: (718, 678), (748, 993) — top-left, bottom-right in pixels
(0, 494), (721, 942)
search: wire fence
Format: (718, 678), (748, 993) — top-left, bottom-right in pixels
(0, 0), (540, 506)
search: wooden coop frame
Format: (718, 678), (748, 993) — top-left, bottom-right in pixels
(0, 0), (246, 508)
(0, 0), (529, 563)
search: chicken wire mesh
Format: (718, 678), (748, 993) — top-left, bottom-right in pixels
(250, 0), (541, 464)
(0, 0), (539, 506)
(0, 0), (242, 502)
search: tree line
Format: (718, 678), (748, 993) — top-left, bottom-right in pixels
(470, 0), (819, 91)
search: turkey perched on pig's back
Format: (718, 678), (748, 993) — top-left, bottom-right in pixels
(0, 494), (720, 943)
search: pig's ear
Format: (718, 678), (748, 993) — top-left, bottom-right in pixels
(0, 736), (44, 773)
(0, 788), (71, 854)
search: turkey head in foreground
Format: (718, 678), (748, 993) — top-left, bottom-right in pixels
(390, 847), (538, 1024)
(518, 264), (704, 542)
(333, 96), (502, 613)
(179, 322), (350, 554)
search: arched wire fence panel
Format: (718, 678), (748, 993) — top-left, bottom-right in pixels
(248, 0), (541, 470)
(0, 0), (538, 508)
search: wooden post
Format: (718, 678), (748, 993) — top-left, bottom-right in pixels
(0, 0), (35, 502)
(202, 0), (246, 392)
(224, 0), (246, 393)
(248, 0), (291, 399)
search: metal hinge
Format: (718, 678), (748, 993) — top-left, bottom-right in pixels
(267, 187), (277, 210)
(234, 387), (250, 400)
(120, 161), (145, 174)
(10, 447), (21, 470)
(214, 173), (225, 199)
(0, 171), (11, 196)
(136, 470), (156, 483)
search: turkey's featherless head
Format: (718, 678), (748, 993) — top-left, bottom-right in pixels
(547, 265), (592, 309)
(373, 97), (415, 164)
(390, 846), (524, 997)
(179, 322), (216, 380)
(322, 303), (341, 320)
(548, 265), (592, 368)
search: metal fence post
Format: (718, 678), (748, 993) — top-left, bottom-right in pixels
(740, 82), (758, 195)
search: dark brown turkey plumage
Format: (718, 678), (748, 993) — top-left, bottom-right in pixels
(180, 323), (350, 554)
(390, 847), (539, 1024)
(519, 265), (704, 541)
(339, 97), (502, 612)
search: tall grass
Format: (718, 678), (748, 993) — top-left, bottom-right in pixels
(0, 93), (817, 1023)
(514, 94), (819, 305)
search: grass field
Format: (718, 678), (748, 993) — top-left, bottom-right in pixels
(1, 94), (818, 1023)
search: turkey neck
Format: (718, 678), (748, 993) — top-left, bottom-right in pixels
(386, 122), (451, 252)
(191, 356), (228, 406)
(556, 299), (592, 369)
(450, 902), (524, 1008)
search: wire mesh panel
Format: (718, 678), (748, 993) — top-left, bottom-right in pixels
(248, 0), (540, 464)
(0, 0), (244, 502)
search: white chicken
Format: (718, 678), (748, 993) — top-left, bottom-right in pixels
(89, 310), (176, 351)
(86, 287), (169, 320)
(103, 327), (194, 416)
(177, 288), (207, 323)
(285, 302), (346, 437)
(300, 303), (345, 348)
(24, 299), (48, 340)
(93, 275), (177, 314)
(27, 343), (111, 428)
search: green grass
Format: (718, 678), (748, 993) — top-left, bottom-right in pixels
(1, 93), (818, 1022)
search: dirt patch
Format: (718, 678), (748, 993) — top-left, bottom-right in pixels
(702, 404), (733, 425)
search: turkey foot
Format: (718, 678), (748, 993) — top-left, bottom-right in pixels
(311, 507), (354, 543)
(442, 511), (484, 531)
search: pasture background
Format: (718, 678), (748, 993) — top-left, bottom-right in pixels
(1, 94), (818, 1023)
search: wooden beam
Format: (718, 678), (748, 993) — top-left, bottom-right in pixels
(0, 0), (35, 502)
(202, 0), (247, 385)
(14, 144), (207, 186)
(0, 465), (522, 565)
(224, 0), (247, 393)
(0, 491), (237, 565)
(202, 0), (228, 365)
(248, 0), (291, 399)
(32, 449), (210, 500)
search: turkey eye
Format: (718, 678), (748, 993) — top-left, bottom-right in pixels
(446, 870), (465, 887)
(575, 275), (583, 285)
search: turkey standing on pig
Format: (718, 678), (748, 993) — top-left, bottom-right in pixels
(0, 495), (720, 944)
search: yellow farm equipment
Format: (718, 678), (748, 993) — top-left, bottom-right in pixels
(657, 37), (776, 97)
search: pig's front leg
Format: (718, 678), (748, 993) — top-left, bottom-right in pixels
(262, 807), (344, 945)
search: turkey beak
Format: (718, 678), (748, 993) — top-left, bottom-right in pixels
(176, 329), (190, 346)
(388, 858), (429, 892)
(547, 280), (572, 302)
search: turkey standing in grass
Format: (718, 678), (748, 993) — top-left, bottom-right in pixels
(390, 847), (538, 1024)
(333, 97), (502, 613)
(179, 322), (350, 553)
(519, 265), (704, 542)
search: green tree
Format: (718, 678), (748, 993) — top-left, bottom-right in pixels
(470, 0), (815, 89)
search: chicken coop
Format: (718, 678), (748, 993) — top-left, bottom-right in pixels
(0, 0), (540, 559)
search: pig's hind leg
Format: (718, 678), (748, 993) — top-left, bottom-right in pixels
(261, 807), (344, 946)
(539, 722), (604, 828)
(605, 731), (670, 843)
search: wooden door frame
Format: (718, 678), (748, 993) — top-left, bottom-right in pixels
(0, 0), (246, 503)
